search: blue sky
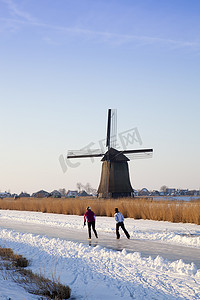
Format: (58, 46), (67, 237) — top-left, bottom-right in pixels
(0, 0), (200, 194)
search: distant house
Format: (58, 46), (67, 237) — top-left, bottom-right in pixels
(133, 189), (139, 196)
(138, 188), (150, 196)
(66, 190), (78, 198)
(78, 190), (90, 197)
(32, 190), (50, 198)
(159, 191), (165, 196)
(19, 192), (30, 198)
(166, 188), (176, 195)
(151, 190), (160, 196)
(49, 190), (62, 198)
(0, 192), (10, 199)
(178, 189), (188, 195)
(187, 190), (196, 196)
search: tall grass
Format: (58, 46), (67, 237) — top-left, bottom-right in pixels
(0, 197), (200, 224)
(0, 246), (71, 299)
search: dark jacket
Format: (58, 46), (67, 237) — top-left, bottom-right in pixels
(84, 209), (96, 223)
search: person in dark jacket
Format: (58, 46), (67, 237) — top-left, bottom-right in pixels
(114, 208), (130, 239)
(84, 206), (98, 239)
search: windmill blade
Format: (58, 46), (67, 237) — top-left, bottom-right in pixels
(106, 109), (117, 149)
(67, 149), (104, 159)
(122, 148), (153, 160)
(106, 109), (111, 149)
(110, 109), (117, 148)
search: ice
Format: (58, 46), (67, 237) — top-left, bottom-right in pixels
(0, 210), (200, 299)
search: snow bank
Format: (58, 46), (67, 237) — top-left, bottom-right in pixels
(1, 210), (200, 299)
(0, 227), (200, 299)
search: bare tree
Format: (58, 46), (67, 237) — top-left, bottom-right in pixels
(59, 188), (66, 196)
(160, 185), (168, 194)
(76, 182), (82, 193)
(76, 182), (97, 195)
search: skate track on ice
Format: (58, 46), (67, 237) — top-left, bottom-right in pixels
(0, 218), (200, 269)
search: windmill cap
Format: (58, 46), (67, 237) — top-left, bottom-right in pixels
(87, 206), (91, 210)
(115, 208), (118, 212)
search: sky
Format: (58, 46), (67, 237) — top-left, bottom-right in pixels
(0, 0), (200, 194)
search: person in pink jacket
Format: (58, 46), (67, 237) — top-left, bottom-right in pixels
(84, 206), (98, 239)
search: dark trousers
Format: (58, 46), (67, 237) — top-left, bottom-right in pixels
(88, 221), (98, 238)
(116, 222), (130, 239)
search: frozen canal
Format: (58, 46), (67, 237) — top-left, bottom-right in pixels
(1, 217), (200, 268)
(1, 210), (200, 299)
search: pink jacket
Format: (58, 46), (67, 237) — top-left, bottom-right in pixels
(84, 210), (96, 223)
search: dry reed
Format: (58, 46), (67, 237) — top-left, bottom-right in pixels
(0, 246), (28, 268)
(0, 246), (71, 299)
(0, 197), (200, 224)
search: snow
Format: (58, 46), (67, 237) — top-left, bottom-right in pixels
(0, 210), (200, 299)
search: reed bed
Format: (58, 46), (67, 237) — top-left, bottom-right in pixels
(0, 197), (200, 225)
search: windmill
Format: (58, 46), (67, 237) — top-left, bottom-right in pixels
(67, 109), (153, 198)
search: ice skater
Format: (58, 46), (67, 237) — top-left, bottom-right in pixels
(114, 208), (130, 239)
(84, 206), (98, 240)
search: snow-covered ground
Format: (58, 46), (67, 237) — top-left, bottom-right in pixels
(0, 210), (200, 299)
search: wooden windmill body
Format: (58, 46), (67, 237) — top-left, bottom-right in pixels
(97, 147), (133, 198)
(67, 109), (153, 198)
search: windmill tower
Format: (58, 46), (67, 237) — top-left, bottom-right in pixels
(67, 109), (153, 198)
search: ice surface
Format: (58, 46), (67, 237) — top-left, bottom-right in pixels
(0, 210), (200, 299)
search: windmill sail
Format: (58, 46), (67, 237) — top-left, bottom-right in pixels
(122, 148), (153, 160)
(67, 149), (104, 159)
(111, 109), (117, 149)
(67, 148), (153, 160)
(67, 108), (118, 159)
(66, 108), (153, 198)
(106, 109), (111, 149)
